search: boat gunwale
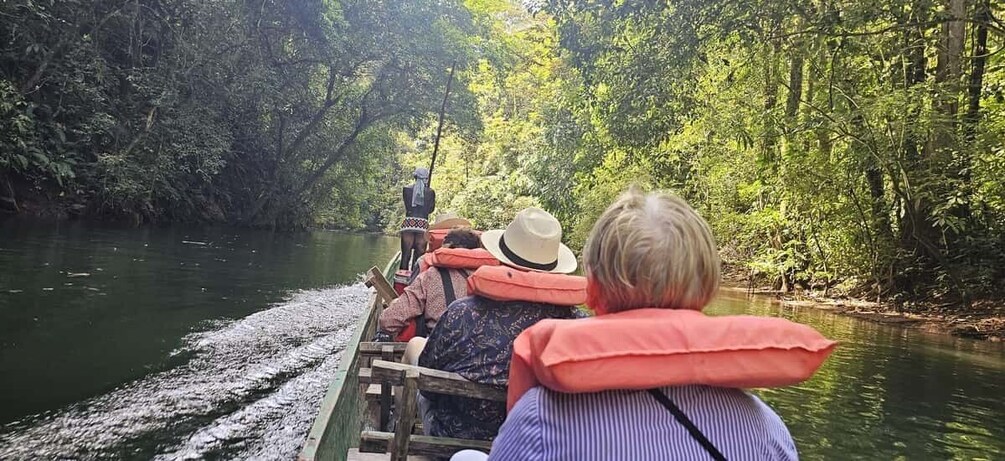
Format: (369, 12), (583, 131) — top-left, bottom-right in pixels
(299, 252), (401, 461)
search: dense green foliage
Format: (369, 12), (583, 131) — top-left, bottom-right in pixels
(0, 0), (479, 227)
(3, 0), (1003, 301)
(397, 2), (576, 231)
(522, 0), (1005, 303)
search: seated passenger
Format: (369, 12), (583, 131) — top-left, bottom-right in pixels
(408, 212), (474, 284)
(414, 207), (580, 441)
(488, 188), (803, 460)
(378, 228), (483, 340)
(426, 212), (474, 252)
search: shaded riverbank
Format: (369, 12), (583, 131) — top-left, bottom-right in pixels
(723, 285), (1005, 342)
(786, 295), (1004, 342)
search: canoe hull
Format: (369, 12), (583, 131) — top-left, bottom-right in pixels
(299, 253), (401, 461)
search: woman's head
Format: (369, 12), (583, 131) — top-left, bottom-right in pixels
(583, 187), (720, 313)
(442, 227), (481, 250)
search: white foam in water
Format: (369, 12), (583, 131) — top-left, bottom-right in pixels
(0, 283), (372, 460)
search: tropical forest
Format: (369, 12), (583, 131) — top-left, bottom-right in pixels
(1, 1), (1005, 459)
(3, 0), (1005, 309)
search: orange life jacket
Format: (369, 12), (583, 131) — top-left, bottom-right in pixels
(418, 247), (500, 273)
(394, 248), (500, 342)
(427, 229), (450, 252)
(466, 265), (587, 307)
(507, 308), (837, 411)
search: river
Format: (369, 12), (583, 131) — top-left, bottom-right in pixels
(0, 221), (1002, 459)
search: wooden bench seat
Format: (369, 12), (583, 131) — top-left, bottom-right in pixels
(359, 431), (491, 459)
(359, 342), (408, 431)
(346, 448), (431, 461)
(360, 341), (408, 358)
(359, 360), (504, 461)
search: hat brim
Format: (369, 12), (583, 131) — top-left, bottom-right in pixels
(429, 218), (473, 230)
(481, 229), (578, 274)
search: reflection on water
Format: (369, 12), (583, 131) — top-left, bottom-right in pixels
(708, 291), (1005, 460)
(0, 220), (1002, 459)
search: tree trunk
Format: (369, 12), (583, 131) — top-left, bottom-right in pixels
(782, 48), (805, 160)
(963, 0), (989, 144)
(897, 3), (936, 295)
(761, 41), (781, 169)
(933, 0), (968, 148)
(936, 0), (968, 86)
(785, 53), (803, 119)
(292, 109), (371, 199)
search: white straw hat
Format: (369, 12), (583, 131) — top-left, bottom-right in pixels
(481, 207), (577, 274)
(430, 212), (473, 230)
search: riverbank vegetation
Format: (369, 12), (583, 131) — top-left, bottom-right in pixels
(0, 0), (482, 227)
(528, 0), (1005, 308)
(3, 0), (1004, 307)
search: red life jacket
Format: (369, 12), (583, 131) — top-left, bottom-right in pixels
(392, 270), (411, 296)
(427, 229), (450, 252)
(466, 265), (587, 306)
(394, 248), (500, 342)
(507, 308), (837, 411)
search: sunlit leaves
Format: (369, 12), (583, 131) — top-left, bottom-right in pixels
(539, 0), (1005, 299)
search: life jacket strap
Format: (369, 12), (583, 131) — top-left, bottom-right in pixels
(439, 267), (471, 307)
(647, 389), (727, 461)
(424, 267), (470, 337)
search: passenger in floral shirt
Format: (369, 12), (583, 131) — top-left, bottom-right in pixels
(418, 296), (577, 440)
(415, 207), (580, 441)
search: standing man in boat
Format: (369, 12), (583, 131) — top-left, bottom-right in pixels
(400, 167), (436, 271)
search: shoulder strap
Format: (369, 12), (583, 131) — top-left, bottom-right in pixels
(438, 267), (460, 307)
(647, 389), (727, 461)
(421, 268), (456, 338)
(421, 268), (470, 338)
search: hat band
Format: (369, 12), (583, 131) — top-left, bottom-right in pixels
(500, 234), (558, 271)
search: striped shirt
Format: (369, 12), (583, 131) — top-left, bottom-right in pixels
(487, 385), (798, 461)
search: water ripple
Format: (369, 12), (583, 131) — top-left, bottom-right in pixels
(0, 283), (371, 459)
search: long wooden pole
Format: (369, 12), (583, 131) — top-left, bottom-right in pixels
(428, 61), (457, 181)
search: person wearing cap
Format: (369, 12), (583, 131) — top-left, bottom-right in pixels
(400, 167), (436, 271)
(378, 226), (481, 340)
(414, 207), (580, 441)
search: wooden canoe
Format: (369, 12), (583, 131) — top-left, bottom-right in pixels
(299, 252), (402, 461)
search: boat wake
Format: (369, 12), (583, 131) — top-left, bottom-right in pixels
(0, 283), (371, 460)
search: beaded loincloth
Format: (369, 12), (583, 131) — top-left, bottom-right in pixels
(401, 217), (429, 233)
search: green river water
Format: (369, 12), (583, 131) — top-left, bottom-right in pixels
(0, 220), (1002, 459)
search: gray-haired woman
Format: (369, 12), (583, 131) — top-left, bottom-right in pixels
(485, 187), (800, 461)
